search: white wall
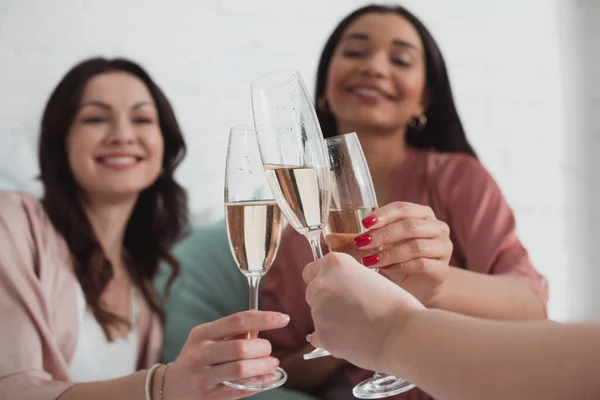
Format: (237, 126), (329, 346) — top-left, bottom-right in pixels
(556, 0), (600, 321)
(0, 0), (593, 321)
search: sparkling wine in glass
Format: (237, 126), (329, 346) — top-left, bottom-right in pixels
(325, 133), (416, 399)
(223, 126), (288, 391)
(251, 70), (332, 360)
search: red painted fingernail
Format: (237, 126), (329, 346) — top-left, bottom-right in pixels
(362, 254), (379, 267)
(354, 233), (372, 248)
(362, 215), (378, 229)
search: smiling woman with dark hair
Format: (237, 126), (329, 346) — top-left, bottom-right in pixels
(0, 57), (289, 400)
(261, 5), (549, 399)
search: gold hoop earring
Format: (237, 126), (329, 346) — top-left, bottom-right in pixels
(408, 115), (427, 131)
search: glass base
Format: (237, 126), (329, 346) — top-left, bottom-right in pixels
(352, 373), (416, 399)
(303, 347), (332, 360)
(223, 367), (287, 391)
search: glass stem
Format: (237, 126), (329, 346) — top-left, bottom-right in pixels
(247, 275), (262, 339)
(306, 231), (325, 260)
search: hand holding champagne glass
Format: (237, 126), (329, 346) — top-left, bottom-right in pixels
(324, 133), (416, 398)
(251, 70), (332, 360)
(223, 126), (288, 391)
(324, 133), (379, 261)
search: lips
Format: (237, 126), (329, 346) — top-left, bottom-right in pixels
(95, 154), (143, 169)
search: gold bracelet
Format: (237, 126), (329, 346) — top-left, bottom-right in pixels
(159, 362), (172, 400)
(145, 363), (161, 400)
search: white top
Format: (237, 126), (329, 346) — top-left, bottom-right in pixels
(68, 284), (139, 382)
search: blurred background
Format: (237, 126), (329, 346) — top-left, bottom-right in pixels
(0, 0), (597, 322)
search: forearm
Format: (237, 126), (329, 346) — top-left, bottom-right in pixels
(429, 266), (546, 320)
(59, 366), (165, 400)
(279, 344), (347, 391)
(386, 310), (600, 400)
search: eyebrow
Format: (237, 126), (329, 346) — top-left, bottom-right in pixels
(343, 32), (417, 50)
(80, 100), (154, 110)
(132, 101), (154, 110)
(80, 100), (111, 110)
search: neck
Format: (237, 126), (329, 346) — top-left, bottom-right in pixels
(337, 123), (407, 205)
(80, 193), (138, 273)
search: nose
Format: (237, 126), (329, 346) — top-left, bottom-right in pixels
(106, 115), (135, 145)
(358, 51), (390, 79)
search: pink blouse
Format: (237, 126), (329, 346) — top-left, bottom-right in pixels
(261, 148), (549, 400)
(0, 191), (162, 400)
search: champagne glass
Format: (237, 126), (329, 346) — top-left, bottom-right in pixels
(251, 70), (332, 360)
(325, 133), (416, 399)
(223, 126), (288, 391)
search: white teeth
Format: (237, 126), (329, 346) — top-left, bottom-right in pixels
(100, 156), (137, 165)
(353, 87), (385, 98)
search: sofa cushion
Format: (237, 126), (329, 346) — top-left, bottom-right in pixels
(156, 220), (247, 361)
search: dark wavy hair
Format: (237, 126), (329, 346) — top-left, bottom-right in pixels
(38, 57), (188, 339)
(315, 4), (477, 158)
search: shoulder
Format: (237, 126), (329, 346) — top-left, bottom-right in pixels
(0, 190), (50, 235)
(423, 150), (497, 190)
(0, 190), (69, 267)
(418, 151), (511, 221)
(0, 190), (45, 214)
(420, 151), (513, 225)
(425, 150), (484, 175)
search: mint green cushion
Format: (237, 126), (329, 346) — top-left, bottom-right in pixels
(155, 220), (248, 356)
(155, 220), (315, 400)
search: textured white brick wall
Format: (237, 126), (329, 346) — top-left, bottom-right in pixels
(1, 0), (595, 321)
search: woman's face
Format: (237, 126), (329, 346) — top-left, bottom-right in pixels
(66, 72), (164, 201)
(325, 12), (428, 133)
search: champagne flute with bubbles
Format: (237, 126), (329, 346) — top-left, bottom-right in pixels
(325, 132), (416, 399)
(223, 125), (288, 391)
(251, 70), (332, 360)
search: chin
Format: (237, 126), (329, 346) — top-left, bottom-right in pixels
(345, 118), (399, 133)
(339, 109), (397, 129)
(101, 188), (142, 200)
(87, 182), (155, 202)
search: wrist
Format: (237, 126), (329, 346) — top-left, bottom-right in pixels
(151, 363), (171, 400)
(145, 364), (161, 400)
(425, 286), (444, 308)
(426, 266), (456, 309)
(379, 303), (427, 374)
(150, 364), (164, 400)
